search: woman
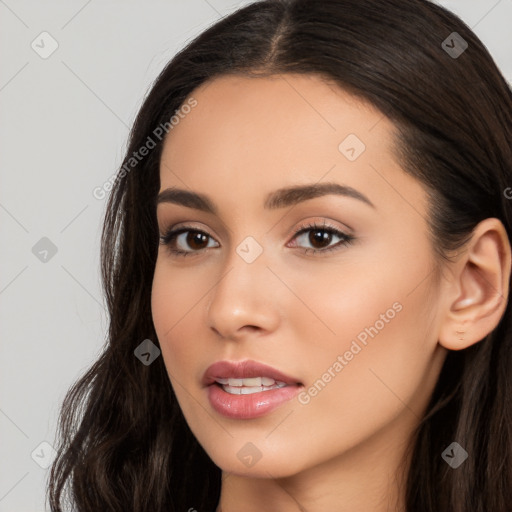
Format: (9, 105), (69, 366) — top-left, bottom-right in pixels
(48, 0), (512, 510)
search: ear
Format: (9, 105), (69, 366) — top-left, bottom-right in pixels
(438, 218), (511, 351)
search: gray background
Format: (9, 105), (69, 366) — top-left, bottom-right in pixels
(1, 1), (511, 510)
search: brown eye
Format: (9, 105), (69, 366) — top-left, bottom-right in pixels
(289, 222), (355, 255)
(185, 231), (209, 250)
(159, 227), (219, 256)
(307, 229), (334, 249)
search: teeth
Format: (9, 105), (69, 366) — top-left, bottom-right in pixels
(221, 381), (289, 395)
(220, 377), (277, 387)
(240, 386), (267, 395)
(242, 377), (262, 386)
(213, 376), (291, 392)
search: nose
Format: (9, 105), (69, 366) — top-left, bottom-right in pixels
(206, 242), (282, 341)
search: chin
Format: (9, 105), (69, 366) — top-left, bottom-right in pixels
(203, 441), (310, 479)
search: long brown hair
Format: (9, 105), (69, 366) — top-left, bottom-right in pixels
(48, 0), (512, 510)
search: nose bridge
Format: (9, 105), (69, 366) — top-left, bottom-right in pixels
(218, 232), (270, 294)
(206, 235), (279, 337)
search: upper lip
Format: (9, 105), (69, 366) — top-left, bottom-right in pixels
(202, 360), (302, 387)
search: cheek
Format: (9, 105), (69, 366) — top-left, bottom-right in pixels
(288, 250), (439, 437)
(281, 240), (425, 359)
(151, 262), (194, 372)
(150, 261), (209, 425)
(151, 258), (220, 394)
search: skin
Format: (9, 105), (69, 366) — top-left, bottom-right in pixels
(151, 73), (511, 511)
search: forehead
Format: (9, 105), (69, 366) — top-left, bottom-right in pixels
(158, 73), (426, 222)
(161, 73), (388, 165)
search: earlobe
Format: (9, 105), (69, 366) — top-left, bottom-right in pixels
(438, 218), (511, 351)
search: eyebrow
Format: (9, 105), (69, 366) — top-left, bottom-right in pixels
(156, 182), (375, 213)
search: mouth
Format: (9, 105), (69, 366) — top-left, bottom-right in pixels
(203, 360), (303, 419)
(202, 359), (302, 388)
(213, 376), (289, 394)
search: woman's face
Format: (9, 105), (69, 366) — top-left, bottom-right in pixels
(151, 73), (448, 478)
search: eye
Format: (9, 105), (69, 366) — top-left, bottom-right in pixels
(159, 226), (219, 257)
(159, 221), (355, 257)
(288, 220), (355, 255)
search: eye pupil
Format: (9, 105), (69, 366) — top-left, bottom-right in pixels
(188, 231), (208, 249)
(310, 230), (331, 248)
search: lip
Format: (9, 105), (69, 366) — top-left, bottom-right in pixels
(203, 360), (303, 419)
(202, 360), (301, 387)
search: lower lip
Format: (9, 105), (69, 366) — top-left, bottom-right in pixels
(207, 383), (302, 419)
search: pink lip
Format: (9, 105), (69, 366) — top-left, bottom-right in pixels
(203, 360), (303, 419)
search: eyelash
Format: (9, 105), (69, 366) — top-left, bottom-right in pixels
(159, 221), (355, 258)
